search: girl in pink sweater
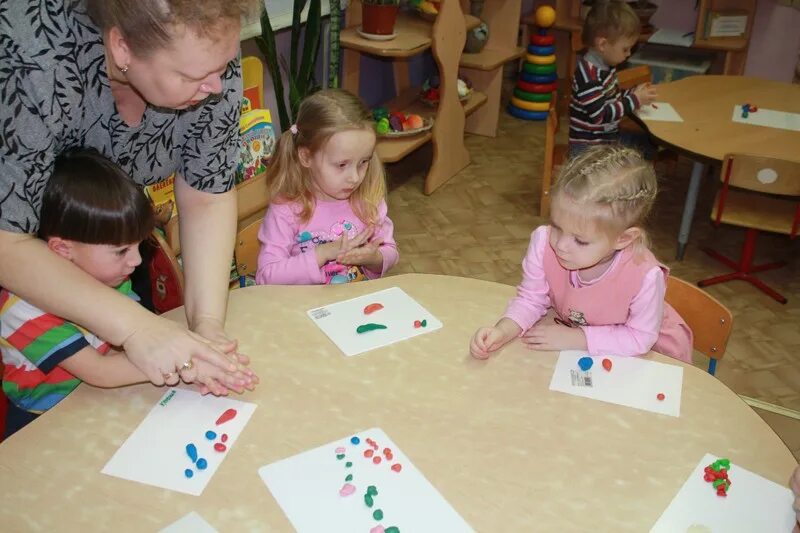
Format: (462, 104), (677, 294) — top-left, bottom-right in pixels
(255, 89), (398, 285)
(470, 145), (692, 362)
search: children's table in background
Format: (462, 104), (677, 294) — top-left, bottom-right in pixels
(0, 274), (795, 530)
(638, 75), (800, 260)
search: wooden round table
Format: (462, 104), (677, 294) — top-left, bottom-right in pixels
(0, 274), (796, 531)
(640, 76), (800, 259)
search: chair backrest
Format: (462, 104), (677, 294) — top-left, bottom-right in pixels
(237, 170), (270, 221)
(241, 56), (264, 111)
(540, 107), (559, 218)
(234, 170), (270, 279)
(617, 64), (651, 90)
(665, 276), (733, 362)
(234, 218), (263, 278)
(148, 229), (185, 314)
(720, 153), (800, 197)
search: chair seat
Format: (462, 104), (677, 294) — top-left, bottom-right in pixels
(711, 188), (799, 235)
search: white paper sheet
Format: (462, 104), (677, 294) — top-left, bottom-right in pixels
(650, 453), (797, 532)
(731, 105), (800, 132)
(307, 287), (443, 356)
(160, 512), (218, 533)
(102, 389), (257, 496)
(647, 29), (695, 47)
(636, 102), (684, 122)
(259, 428), (473, 533)
(548, 351), (683, 416)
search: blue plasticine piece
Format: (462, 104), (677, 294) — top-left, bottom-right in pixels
(507, 105), (548, 121)
(350, 436), (360, 445)
(578, 356), (593, 371)
(519, 71), (557, 85)
(196, 458), (208, 470)
(527, 44), (555, 55)
(205, 430), (217, 440)
(186, 443), (198, 463)
(519, 72), (558, 84)
(184, 469), (194, 478)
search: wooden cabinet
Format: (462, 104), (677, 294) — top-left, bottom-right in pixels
(340, 0), (488, 194)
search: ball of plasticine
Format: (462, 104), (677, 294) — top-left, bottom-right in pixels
(389, 114), (404, 132)
(405, 114), (424, 129)
(578, 356), (593, 371)
(375, 118), (390, 135)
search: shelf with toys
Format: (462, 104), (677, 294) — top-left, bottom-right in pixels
(341, 0), (485, 194)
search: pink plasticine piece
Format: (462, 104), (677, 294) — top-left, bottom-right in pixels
(339, 483), (356, 497)
(370, 526), (386, 533)
(335, 447), (346, 454)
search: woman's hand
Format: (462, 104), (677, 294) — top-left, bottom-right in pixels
(791, 465), (800, 528)
(122, 315), (255, 394)
(189, 316), (259, 395)
(520, 322), (587, 352)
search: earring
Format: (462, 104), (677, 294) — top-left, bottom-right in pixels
(119, 65), (129, 74)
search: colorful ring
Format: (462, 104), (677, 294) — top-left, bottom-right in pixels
(530, 34), (555, 46)
(527, 44), (555, 55)
(522, 63), (557, 75)
(518, 74), (559, 89)
(511, 97), (550, 111)
(507, 105), (548, 121)
(513, 88), (552, 102)
(519, 72), (557, 84)
(526, 53), (556, 65)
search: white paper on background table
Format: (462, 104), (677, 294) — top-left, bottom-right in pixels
(636, 102), (684, 122)
(160, 512), (218, 533)
(102, 389), (257, 496)
(306, 287), (443, 356)
(259, 427), (473, 533)
(650, 453), (796, 532)
(731, 105), (800, 132)
(549, 351), (683, 416)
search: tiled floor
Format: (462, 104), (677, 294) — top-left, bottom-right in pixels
(383, 100), (800, 460)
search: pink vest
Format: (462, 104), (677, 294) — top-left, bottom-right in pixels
(542, 236), (693, 363)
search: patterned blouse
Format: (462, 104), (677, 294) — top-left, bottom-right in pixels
(0, 0), (242, 234)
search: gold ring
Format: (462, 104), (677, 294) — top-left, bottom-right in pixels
(179, 358), (194, 372)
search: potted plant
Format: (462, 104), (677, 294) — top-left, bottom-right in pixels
(361, 0), (401, 36)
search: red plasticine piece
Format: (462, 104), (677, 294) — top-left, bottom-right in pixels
(221, 433), (228, 443)
(414, 320), (422, 328)
(373, 456), (382, 464)
(363, 303), (384, 315)
(383, 448), (392, 456)
(391, 463), (402, 472)
(602, 358), (612, 372)
(216, 408), (237, 426)
(214, 443), (227, 452)
(364, 449), (374, 458)
(656, 393), (665, 401)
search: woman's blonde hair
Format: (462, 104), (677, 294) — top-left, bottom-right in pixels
(265, 89), (386, 225)
(582, 0), (640, 47)
(551, 144), (657, 249)
(86, 0), (262, 56)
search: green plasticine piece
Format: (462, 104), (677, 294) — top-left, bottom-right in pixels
(713, 479), (725, 488)
(336, 454), (344, 460)
(385, 528), (400, 533)
(367, 485), (378, 496)
(345, 461), (353, 467)
(373, 509), (384, 520)
(364, 494), (374, 507)
(357, 323), (388, 334)
(719, 458), (730, 468)
(345, 474), (353, 481)
(421, 319), (427, 327)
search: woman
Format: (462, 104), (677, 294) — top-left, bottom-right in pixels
(0, 0), (262, 394)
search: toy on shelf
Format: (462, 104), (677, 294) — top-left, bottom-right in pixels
(410, 0), (440, 20)
(420, 75), (473, 106)
(508, 5), (557, 121)
(372, 107), (431, 137)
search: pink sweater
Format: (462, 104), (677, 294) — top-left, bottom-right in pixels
(504, 226), (692, 362)
(255, 198), (399, 285)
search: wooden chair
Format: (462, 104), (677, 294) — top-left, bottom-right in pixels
(540, 107), (567, 218)
(147, 229), (185, 314)
(241, 56), (264, 110)
(698, 154), (800, 304)
(233, 171), (270, 287)
(665, 276), (733, 376)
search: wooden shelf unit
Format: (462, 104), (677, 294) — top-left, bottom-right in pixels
(341, 0), (481, 194)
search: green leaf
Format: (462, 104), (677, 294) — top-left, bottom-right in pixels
(256, 9), (290, 130)
(297, 0), (322, 100)
(290, 0), (309, 78)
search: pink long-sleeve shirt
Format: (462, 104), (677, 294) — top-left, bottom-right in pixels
(255, 198), (399, 285)
(503, 225), (692, 361)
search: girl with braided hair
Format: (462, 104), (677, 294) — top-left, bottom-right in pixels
(471, 145), (692, 362)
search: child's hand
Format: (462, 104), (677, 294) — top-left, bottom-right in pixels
(791, 466), (800, 526)
(337, 237), (384, 271)
(634, 82), (658, 106)
(315, 226), (375, 265)
(521, 322), (587, 352)
(470, 327), (508, 359)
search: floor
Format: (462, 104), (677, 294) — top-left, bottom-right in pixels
(383, 97), (800, 460)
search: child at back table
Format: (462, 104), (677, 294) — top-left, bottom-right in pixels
(1, 150), (154, 438)
(256, 89), (398, 285)
(470, 145), (692, 362)
(569, 0), (658, 157)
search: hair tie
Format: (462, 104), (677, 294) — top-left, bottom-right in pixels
(289, 124), (298, 135)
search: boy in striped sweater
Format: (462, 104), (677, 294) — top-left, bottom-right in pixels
(1, 150), (152, 438)
(569, 0), (658, 157)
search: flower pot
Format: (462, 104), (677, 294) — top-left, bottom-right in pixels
(361, 3), (399, 35)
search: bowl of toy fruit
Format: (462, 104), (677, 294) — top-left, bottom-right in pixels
(419, 75), (472, 106)
(411, 0), (440, 20)
(372, 107), (432, 137)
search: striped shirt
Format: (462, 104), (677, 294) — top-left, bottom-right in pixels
(569, 51), (640, 146)
(0, 282), (134, 413)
